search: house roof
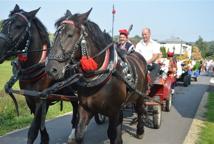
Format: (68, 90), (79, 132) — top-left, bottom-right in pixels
(159, 36), (188, 44)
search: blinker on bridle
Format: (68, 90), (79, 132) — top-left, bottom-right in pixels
(5, 12), (32, 58)
(49, 19), (88, 64)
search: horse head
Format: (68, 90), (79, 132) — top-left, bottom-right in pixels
(46, 9), (93, 80)
(0, 4), (44, 65)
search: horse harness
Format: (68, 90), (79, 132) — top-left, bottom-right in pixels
(1, 12), (32, 59)
(47, 19), (162, 105)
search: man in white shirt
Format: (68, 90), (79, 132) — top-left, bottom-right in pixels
(135, 27), (160, 82)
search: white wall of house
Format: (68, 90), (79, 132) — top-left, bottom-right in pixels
(160, 38), (192, 58)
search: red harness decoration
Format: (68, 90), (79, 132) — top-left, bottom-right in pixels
(18, 54), (28, 62)
(80, 56), (98, 72)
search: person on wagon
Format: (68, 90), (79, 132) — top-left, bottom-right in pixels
(167, 51), (177, 75)
(135, 27), (160, 83)
(116, 29), (134, 62)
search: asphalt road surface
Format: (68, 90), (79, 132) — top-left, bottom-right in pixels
(0, 74), (211, 144)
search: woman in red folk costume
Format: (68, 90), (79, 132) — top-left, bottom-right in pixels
(167, 51), (177, 76)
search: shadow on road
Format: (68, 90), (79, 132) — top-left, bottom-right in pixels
(172, 74), (211, 120)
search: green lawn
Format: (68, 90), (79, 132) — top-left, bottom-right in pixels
(0, 61), (73, 135)
(198, 92), (214, 144)
(0, 61), (19, 90)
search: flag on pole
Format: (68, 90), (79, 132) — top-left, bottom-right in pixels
(112, 4), (116, 40)
(112, 4), (116, 15)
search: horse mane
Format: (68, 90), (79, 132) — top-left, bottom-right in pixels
(54, 12), (74, 28)
(55, 13), (112, 50)
(9, 8), (23, 16)
(33, 17), (50, 48)
(85, 20), (112, 50)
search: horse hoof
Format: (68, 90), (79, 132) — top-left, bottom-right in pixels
(67, 139), (77, 144)
(130, 117), (138, 125)
(67, 140), (77, 144)
(136, 133), (144, 139)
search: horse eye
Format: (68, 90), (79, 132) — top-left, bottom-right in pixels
(15, 25), (22, 29)
(68, 34), (73, 38)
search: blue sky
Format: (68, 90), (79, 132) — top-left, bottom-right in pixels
(0, 0), (214, 42)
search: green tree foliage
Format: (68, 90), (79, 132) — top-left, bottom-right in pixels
(0, 20), (2, 31)
(160, 47), (167, 58)
(192, 46), (202, 60)
(48, 33), (54, 44)
(129, 35), (141, 46)
(195, 36), (208, 58)
(206, 42), (214, 59)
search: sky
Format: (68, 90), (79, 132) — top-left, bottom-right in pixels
(0, 0), (214, 42)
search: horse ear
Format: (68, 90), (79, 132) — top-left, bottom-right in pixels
(10, 4), (20, 16)
(26, 7), (40, 19)
(78, 8), (92, 24)
(65, 10), (72, 17)
(13, 4), (20, 12)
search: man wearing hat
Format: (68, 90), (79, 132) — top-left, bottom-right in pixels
(116, 29), (134, 80)
(117, 29), (134, 53)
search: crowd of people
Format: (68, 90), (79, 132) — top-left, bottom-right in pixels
(116, 27), (177, 83)
(116, 27), (210, 83)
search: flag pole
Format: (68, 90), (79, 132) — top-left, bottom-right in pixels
(112, 4), (116, 41)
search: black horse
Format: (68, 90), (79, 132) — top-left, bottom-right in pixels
(46, 9), (148, 144)
(0, 5), (79, 144)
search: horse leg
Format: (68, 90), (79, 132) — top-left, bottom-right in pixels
(135, 97), (145, 139)
(72, 105), (92, 144)
(27, 102), (49, 144)
(107, 110), (123, 144)
(40, 105), (50, 144)
(68, 101), (79, 143)
(40, 127), (49, 144)
(27, 103), (42, 144)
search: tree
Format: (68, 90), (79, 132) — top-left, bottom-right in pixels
(160, 47), (167, 58)
(206, 42), (214, 58)
(194, 36), (208, 58)
(191, 46), (202, 60)
(0, 20), (2, 31)
(129, 35), (141, 46)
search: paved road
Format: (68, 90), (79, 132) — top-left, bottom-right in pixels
(0, 74), (211, 144)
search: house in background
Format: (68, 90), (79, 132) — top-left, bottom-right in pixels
(159, 36), (192, 58)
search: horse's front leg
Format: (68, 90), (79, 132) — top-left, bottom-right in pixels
(40, 105), (50, 144)
(27, 102), (49, 144)
(27, 114), (40, 144)
(135, 97), (145, 139)
(69, 105), (92, 144)
(27, 103), (44, 144)
(68, 101), (79, 143)
(40, 127), (49, 144)
(107, 110), (123, 144)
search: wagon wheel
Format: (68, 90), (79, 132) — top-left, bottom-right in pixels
(165, 93), (172, 112)
(183, 75), (189, 87)
(153, 104), (162, 129)
(94, 113), (106, 125)
(188, 75), (191, 85)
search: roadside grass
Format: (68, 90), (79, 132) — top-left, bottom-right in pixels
(198, 92), (214, 144)
(0, 61), (19, 90)
(0, 61), (73, 136)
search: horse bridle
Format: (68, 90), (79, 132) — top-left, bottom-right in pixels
(1, 12), (32, 57)
(48, 19), (87, 65)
